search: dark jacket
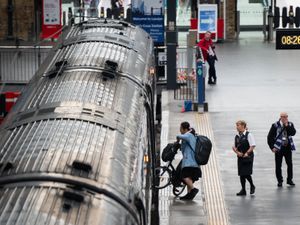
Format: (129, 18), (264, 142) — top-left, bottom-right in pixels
(267, 121), (296, 150)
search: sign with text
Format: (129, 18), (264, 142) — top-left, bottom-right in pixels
(132, 0), (164, 45)
(276, 29), (300, 50)
(198, 4), (218, 34)
(42, 0), (62, 39)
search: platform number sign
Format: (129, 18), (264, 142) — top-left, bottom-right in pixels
(276, 29), (300, 50)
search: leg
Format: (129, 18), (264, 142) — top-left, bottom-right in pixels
(240, 176), (246, 190)
(275, 152), (283, 184)
(284, 150), (294, 184)
(207, 57), (216, 83)
(245, 175), (256, 194)
(183, 177), (194, 193)
(237, 176), (247, 195)
(180, 177), (199, 200)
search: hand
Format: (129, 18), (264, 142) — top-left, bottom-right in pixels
(237, 152), (243, 157)
(272, 148), (278, 153)
(243, 152), (249, 157)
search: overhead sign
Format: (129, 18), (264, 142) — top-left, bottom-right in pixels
(198, 4), (218, 34)
(42, 0), (62, 39)
(276, 29), (300, 50)
(132, 0), (164, 45)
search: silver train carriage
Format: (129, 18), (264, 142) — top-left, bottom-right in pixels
(0, 19), (157, 225)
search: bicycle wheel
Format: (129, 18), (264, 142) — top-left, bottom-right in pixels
(154, 166), (172, 189)
(172, 183), (186, 197)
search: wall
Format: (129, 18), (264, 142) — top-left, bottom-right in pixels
(0, 0), (35, 41)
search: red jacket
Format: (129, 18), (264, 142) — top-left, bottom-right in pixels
(197, 38), (214, 61)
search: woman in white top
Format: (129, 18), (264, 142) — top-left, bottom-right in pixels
(232, 120), (256, 196)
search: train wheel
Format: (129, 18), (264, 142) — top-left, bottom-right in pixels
(172, 183), (186, 197)
(154, 166), (172, 189)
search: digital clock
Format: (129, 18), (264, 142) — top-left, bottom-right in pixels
(276, 29), (300, 50)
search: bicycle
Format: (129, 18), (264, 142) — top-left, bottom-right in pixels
(154, 155), (187, 197)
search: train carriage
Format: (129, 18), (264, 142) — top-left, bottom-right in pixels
(0, 19), (157, 225)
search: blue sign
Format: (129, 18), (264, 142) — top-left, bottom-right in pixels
(132, 0), (164, 45)
(197, 61), (205, 105)
(199, 11), (216, 32)
(198, 4), (218, 34)
(132, 16), (164, 44)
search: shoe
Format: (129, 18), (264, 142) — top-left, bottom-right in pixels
(179, 192), (192, 200)
(179, 188), (199, 200)
(277, 182), (282, 187)
(250, 185), (255, 194)
(287, 180), (295, 186)
(236, 189), (246, 196)
(208, 81), (213, 85)
(189, 188), (199, 200)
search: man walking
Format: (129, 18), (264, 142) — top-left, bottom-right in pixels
(267, 112), (296, 187)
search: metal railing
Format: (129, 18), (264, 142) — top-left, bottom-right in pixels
(174, 68), (197, 101)
(0, 47), (51, 83)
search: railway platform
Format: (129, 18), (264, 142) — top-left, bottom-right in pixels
(159, 32), (300, 225)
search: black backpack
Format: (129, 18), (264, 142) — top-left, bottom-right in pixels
(161, 143), (180, 162)
(188, 135), (212, 165)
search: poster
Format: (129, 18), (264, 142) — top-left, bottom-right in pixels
(43, 0), (60, 25)
(132, 0), (164, 45)
(42, 0), (62, 39)
(198, 4), (218, 33)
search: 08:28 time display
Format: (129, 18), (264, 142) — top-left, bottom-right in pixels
(281, 35), (300, 45)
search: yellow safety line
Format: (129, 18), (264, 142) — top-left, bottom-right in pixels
(195, 113), (230, 225)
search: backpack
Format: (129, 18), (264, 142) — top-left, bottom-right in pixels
(188, 135), (212, 165)
(161, 142), (180, 162)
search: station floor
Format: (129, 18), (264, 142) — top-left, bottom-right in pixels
(159, 32), (300, 225)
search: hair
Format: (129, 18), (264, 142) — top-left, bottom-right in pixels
(206, 31), (212, 34)
(180, 122), (196, 135)
(236, 120), (247, 128)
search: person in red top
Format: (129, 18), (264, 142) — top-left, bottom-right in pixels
(197, 31), (217, 85)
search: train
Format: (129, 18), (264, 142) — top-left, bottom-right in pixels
(0, 19), (158, 225)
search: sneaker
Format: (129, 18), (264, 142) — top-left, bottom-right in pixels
(277, 182), (282, 187)
(250, 185), (255, 194)
(236, 189), (246, 196)
(287, 180), (295, 186)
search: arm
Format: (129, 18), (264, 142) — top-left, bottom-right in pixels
(198, 39), (208, 52)
(176, 133), (190, 142)
(267, 124), (276, 149)
(243, 146), (255, 157)
(286, 122), (296, 136)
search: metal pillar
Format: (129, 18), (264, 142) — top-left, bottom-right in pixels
(166, 0), (177, 90)
(268, 13), (274, 41)
(236, 10), (240, 40)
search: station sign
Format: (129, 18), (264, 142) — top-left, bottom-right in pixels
(131, 0), (164, 45)
(276, 29), (300, 50)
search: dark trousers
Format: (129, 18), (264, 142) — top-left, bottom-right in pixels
(207, 57), (216, 82)
(275, 149), (293, 183)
